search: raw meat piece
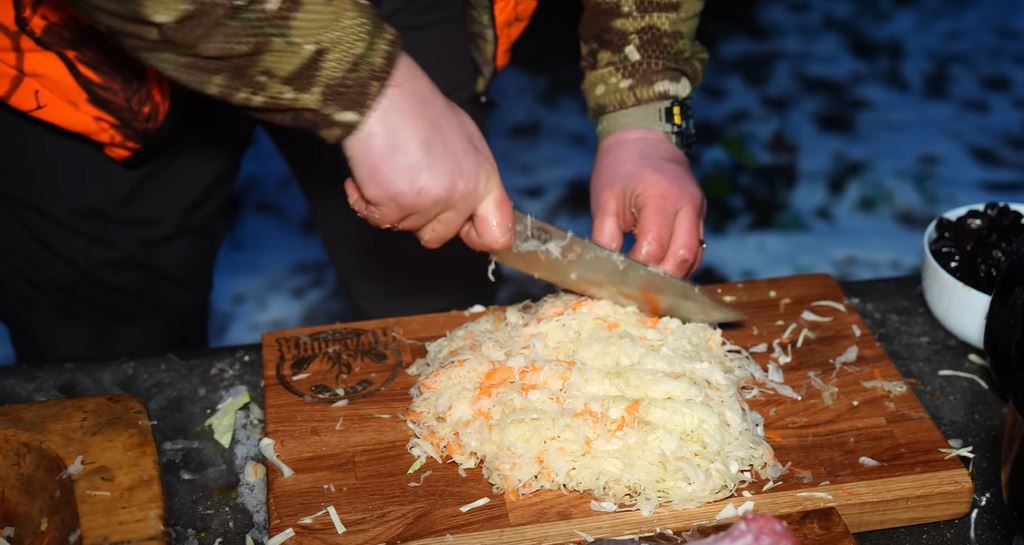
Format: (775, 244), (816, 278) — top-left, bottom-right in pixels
(697, 513), (799, 545)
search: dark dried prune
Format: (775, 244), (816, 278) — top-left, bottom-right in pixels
(929, 202), (1024, 295)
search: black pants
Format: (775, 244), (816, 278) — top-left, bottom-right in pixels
(0, 0), (494, 364)
(0, 94), (252, 364)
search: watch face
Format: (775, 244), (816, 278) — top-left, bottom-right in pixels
(666, 98), (695, 153)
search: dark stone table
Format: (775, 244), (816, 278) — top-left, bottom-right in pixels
(0, 275), (1015, 544)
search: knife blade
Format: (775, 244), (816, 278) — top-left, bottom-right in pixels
(491, 211), (744, 323)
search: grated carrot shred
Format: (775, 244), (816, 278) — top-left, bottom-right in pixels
(638, 316), (660, 328)
(626, 400), (642, 417)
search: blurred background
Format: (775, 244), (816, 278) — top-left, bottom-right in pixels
(1, 0), (1021, 363)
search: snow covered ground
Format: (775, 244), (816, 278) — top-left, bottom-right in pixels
(1, 0), (1021, 364)
(491, 0), (1024, 281)
(693, 0), (1024, 279)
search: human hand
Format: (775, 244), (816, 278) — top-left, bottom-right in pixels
(342, 53), (514, 251)
(589, 127), (707, 277)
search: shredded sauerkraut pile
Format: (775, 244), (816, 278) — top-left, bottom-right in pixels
(405, 294), (782, 515)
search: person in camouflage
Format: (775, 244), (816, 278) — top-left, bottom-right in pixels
(0, 0), (708, 363)
(74, 0), (709, 273)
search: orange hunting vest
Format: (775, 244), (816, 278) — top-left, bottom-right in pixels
(0, 0), (170, 160)
(0, 0), (536, 161)
(493, 0), (538, 70)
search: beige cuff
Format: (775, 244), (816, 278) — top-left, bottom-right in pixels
(594, 100), (676, 142)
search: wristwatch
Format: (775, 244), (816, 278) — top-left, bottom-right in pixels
(595, 98), (696, 154)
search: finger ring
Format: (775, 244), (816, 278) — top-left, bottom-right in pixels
(699, 239), (707, 249)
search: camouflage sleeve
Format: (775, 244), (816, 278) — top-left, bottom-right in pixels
(73, 0), (400, 143)
(578, 0), (708, 121)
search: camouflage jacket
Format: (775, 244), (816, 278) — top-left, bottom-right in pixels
(74, 0), (707, 144)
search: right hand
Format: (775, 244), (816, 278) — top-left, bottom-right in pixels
(341, 53), (514, 252)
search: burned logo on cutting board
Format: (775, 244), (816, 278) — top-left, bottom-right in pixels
(275, 328), (403, 404)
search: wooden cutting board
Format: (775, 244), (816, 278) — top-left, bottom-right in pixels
(584, 508), (855, 544)
(0, 394), (166, 545)
(262, 274), (972, 544)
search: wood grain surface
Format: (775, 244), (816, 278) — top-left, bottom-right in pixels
(0, 394), (166, 545)
(594, 507), (855, 544)
(262, 274), (972, 544)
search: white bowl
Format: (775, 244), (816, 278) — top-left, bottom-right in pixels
(921, 202), (1024, 349)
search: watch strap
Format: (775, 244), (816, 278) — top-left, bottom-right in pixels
(595, 98), (695, 153)
(595, 99), (675, 142)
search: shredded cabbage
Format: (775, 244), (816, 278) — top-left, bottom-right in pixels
(810, 300), (847, 313)
(800, 310), (834, 322)
(939, 446), (975, 459)
(796, 328), (815, 348)
(405, 294), (779, 515)
(258, 437), (295, 478)
(407, 470), (433, 487)
(861, 379), (907, 396)
(267, 528), (295, 545)
(205, 388), (251, 449)
(858, 456), (882, 467)
(807, 371), (839, 406)
(58, 455), (84, 480)
(459, 497), (491, 512)
(715, 503), (739, 520)
(298, 508), (328, 524)
(326, 505), (346, 534)
(967, 353), (989, 367)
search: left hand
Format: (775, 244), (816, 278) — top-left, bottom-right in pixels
(589, 127), (707, 278)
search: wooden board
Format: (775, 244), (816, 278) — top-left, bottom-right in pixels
(779, 508), (856, 545)
(727, 508), (856, 545)
(586, 508), (855, 544)
(262, 274), (972, 544)
(0, 394), (166, 545)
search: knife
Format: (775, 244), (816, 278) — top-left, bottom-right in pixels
(491, 211), (744, 323)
